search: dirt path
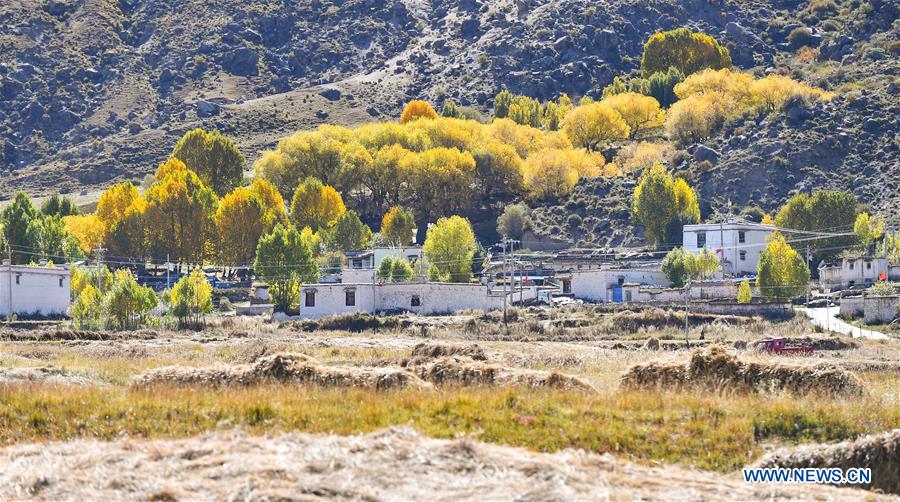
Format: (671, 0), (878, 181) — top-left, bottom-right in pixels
(0, 428), (879, 501)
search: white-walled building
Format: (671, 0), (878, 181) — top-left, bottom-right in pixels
(567, 265), (670, 303)
(343, 246), (425, 283)
(1, 262), (71, 318)
(297, 281), (506, 319)
(819, 256), (898, 290)
(683, 220), (775, 275)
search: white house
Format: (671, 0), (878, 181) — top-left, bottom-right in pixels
(567, 265), (670, 302)
(819, 256), (898, 290)
(1, 261), (71, 318)
(343, 246), (425, 283)
(683, 220), (775, 275)
(297, 281), (506, 319)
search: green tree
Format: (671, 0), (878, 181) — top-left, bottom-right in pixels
(602, 76), (628, 98)
(376, 257), (414, 283)
(633, 164), (676, 247)
(254, 224), (319, 312)
(167, 268), (213, 328)
(775, 191), (859, 260)
(423, 215), (476, 283)
(1, 192), (37, 264)
(685, 248), (721, 281)
(41, 195), (79, 217)
(326, 210), (373, 252)
(380, 206), (416, 247)
(170, 128), (245, 196)
(737, 279), (752, 303)
(104, 269), (158, 329)
(756, 232), (811, 301)
(493, 90), (514, 118)
(646, 66), (685, 107)
(441, 99), (462, 118)
(661, 247), (690, 287)
(25, 215), (68, 262)
(71, 283), (103, 328)
(640, 27), (732, 78)
(497, 203), (532, 240)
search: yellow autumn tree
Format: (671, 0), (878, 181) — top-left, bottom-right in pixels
(402, 147), (477, 225)
(215, 187), (269, 266)
(400, 100), (438, 124)
(247, 178), (289, 227)
(63, 214), (105, 256)
(522, 148), (604, 201)
(381, 206), (416, 246)
(97, 181), (141, 232)
(601, 92), (665, 138)
(145, 168), (218, 265)
(290, 177), (346, 232)
(562, 102), (630, 150)
(105, 197), (148, 261)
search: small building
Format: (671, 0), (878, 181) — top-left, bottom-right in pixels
(343, 246), (424, 284)
(0, 261), (71, 318)
(683, 220), (775, 275)
(296, 281), (506, 319)
(567, 265), (670, 302)
(819, 256), (898, 290)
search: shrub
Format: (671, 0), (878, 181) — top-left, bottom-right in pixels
(400, 100), (438, 124)
(641, 28), (732, 77)
(788, 27), (814, 48)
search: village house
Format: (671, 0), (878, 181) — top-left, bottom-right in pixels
(342, 246), (424, 283)
(683, 220), (775, 275)
(565, 263), (670, 302)
(1, 261), (71, 318)
(819, 256), (899, 290)
(297, 281), (509, 319)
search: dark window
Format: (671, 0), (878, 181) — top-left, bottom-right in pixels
(697, 232), (706, 248)
(866, 262), (871, 270)
(345, 290), (355, 306)
(59, 277), (64, 287)
(739, 251), (747, 261)
(738, 231), (746, 244)
(410, 295), (421, 307)
(849, 262), (854, 270)
(15, 274), (20, 285)
(562, 279), (571, 294)
(305, 291), (316, 307)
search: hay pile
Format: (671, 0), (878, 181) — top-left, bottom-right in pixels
(402, 342), (488, 366)
(619, 346), (866, 397)
(412, 358), (597, 393)
(0, 366), (96, 386)
(132, 353), (431, 391)
(753, 429), (900, 494)
(0, 428), (873, 501)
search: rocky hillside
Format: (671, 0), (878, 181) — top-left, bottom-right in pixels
(1, 0), (897, 243)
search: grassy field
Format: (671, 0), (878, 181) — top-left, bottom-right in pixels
(2, 384), (898, 472)
(1, 310), (898, 477)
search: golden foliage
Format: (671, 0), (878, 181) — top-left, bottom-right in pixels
(63, 214), (105, 255)
(290, 177), (346, 232)
(601, 92), (665, 138)
(400, 100), (439, 124)
(97, 181), (141, 231)
(145, 168), (218, 264)
(562, 102), (630, 150)
(523, 148), (603, 201)
(614, 141), (673, 174)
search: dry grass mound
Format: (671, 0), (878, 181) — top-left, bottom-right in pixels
(0, 366), (96, 386)
(405, 342), (488, 364)
(620, 346), (866, 397)
(413, 358), (597, 393)
(0, 428), (875, 501)
(753, 429), (900, 494)
(132, 353), (431, 391)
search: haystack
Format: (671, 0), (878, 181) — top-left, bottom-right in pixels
(753, 429), (900, 494)
(413, 358), (597, 393)
(403, 342), (489, 367)
(132, 353), (431, 391)
(619, 346), (865, 397)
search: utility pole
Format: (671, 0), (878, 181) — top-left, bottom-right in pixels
(5, 241), (12, 323)
(95, 246), (106, 295)
(805, 245), (811, 306)
(684, 279), (691, 347)
(166, 253), (172, 290)
(501, 237), (508, 323)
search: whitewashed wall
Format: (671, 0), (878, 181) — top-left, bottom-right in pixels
(570, 268), (670, 302)
(299, 283), (376, 319)
(377, 283), (504, 315)
(0, 264), (71, 317)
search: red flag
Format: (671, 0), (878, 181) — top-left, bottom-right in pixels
(879, 272), (887, 281)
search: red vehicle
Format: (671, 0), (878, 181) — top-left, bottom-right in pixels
(755, 338), (814, 355)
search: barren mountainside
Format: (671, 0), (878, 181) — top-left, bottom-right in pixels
(1, 0), (897, 244)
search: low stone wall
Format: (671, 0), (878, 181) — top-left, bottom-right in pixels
(235, 304), (274, 317)
(863, 296), (899, 324)
(840, 296), (865, 318)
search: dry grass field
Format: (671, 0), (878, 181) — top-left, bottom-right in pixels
(1, 307), (898, 499)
